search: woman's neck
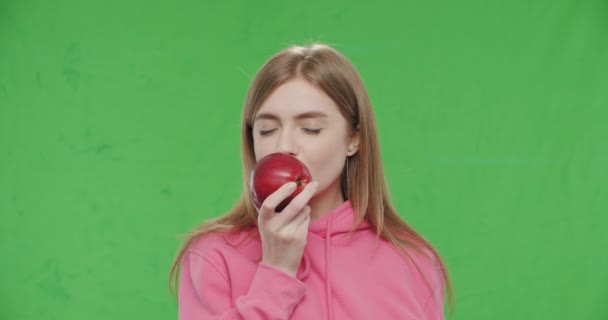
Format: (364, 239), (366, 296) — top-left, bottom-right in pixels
(307, 179), (345, 222)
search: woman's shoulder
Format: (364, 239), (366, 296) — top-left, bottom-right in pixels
(402, 240), (443, 272)
(381, 237), (444, 280)
(403, 242), (446, 291)
(186, 227), (260, 260)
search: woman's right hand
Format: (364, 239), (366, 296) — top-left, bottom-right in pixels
(256, 181), (319, 277)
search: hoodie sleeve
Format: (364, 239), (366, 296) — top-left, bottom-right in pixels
(179, 251), (307, 320)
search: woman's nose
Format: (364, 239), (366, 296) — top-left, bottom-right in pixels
(276, 130), (297, 155)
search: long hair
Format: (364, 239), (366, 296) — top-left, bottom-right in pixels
(169, 43), (454, 315)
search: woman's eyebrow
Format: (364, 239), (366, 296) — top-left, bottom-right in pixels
(294, 111), (328, 120)
(254, 111), (329, 122)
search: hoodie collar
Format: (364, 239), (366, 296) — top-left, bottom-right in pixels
(307, 200), (371, 239)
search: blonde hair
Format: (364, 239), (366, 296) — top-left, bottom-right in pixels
(169, 43), (454, 316)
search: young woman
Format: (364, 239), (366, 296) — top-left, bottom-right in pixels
(170, 43), (454, 319)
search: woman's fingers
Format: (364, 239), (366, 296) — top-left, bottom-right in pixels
(291, 205), (312, 233)
(258, 182), (297, 221)
(272, 182), (318, 226)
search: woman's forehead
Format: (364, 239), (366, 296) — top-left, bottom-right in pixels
(256, 82), (340, 119)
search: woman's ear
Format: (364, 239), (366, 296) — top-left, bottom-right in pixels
(347, 129), (360, 156)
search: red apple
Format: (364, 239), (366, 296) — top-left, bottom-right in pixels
(250, 153), (313, 212)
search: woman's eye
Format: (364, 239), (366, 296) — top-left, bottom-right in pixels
(303, 128), (322, 135)
(259, 129), (277, 136)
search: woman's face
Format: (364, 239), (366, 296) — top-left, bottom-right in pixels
(252, 78), (359, 199)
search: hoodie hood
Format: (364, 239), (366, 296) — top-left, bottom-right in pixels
(308, 200), (372, 238)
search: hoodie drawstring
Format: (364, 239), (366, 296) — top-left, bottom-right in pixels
(325, 216), (334, 320)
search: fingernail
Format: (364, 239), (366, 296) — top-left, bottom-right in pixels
(287, 182), (297, 190)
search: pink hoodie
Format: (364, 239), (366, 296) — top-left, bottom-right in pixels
(179, 200), (445, 319)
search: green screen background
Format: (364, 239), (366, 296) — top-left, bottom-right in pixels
(1, 0), (607, 319)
